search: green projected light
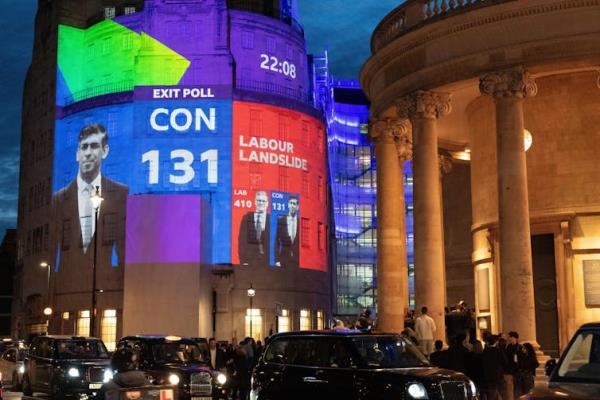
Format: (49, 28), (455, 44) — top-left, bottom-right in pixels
(58, 20), (191, 103)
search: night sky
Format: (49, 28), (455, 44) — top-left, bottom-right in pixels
(0, 0), (399, 237)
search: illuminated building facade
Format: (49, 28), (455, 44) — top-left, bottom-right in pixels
(362, 0), (600, 355)
(16, 0), (330, 345)
(313, 58), (415, 318)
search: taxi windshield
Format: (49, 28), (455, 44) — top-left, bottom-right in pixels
(557, 331), (600, 382)
(57, 340), (110, 360)
(352, 336), (430, 369)
(151, 342), (204, 363)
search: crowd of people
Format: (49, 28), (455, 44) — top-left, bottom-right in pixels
(100, 303), (539, 400)
(204, 337), (265, 400)
(400, 302), (540, 400)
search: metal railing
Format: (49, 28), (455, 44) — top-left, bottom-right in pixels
(235, 79), (312, 104)
(371, 0), (514, 52)
(64, 80), (134, 105)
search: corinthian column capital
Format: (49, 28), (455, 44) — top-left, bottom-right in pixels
(369, 118), (413, 161)
(395, 130), (413, 162)
(480, 67), (538, 99)
(396, 90), (452, 120)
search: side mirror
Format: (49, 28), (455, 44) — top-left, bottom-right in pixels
(545, 359), (557, 377)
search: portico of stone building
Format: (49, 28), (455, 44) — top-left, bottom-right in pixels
(361, 0), (600, 357)
(367, 69), (600, 357)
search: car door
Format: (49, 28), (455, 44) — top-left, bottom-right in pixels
(6, 349), (18, 384)
(26, 338), (39, 389)
(280, 337), (328, 400)
(35, 337), (54, 391)
(253, 338), (287, 399)
(318, 339), (360, 400)
(0, 349), (14, 383)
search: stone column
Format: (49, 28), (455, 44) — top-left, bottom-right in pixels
(397, 91), (451, 341)
(369, 118), (412, 333)
(480, 67), (539, 346)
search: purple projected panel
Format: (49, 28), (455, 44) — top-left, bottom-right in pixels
(126, 195), (201, 264)
(230, 10), (310, 103)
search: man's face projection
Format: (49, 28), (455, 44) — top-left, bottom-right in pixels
(288, 198), (298, 216)
(77, 132), (108, 181)
(255, 192), (268, 213)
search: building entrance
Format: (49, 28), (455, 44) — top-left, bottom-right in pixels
(531, 234), (559, 358)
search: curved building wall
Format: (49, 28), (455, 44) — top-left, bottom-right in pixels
(39, 0), (328, 343)
(467, 71), (600, 344)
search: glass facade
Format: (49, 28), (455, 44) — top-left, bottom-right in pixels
(313, 54), (414, 319)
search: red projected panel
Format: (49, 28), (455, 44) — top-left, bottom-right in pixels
(232, 101), (327, 272)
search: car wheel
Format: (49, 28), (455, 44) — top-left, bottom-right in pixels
(11, 372), (22, 391)
(22, 374), (33, 396)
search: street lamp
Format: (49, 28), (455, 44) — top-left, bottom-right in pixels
(43, 307), (52, 334)
(90, 186), (104, 338)
(40, 262), (51, 301)
(247, 284), (256, 338)
(40, 262), (51, 332)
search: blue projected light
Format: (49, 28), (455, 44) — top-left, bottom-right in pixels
(53, 97), (233, 264)
(131, 100), (232, 195)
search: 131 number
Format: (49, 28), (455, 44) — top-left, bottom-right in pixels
(142, 149), (218, 185)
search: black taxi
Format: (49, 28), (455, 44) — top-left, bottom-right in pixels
(523, 322), (600, 399)
(22, 335), (112, 398)
(251, 330), (478, 400)
(117, 335), (228, 400)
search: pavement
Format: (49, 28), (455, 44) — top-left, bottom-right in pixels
(2, 391), (27, 399)
(2, 387), (47, 400)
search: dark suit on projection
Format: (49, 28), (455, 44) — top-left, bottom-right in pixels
(274, 215), (299, 268)
(51, 176), (128, 293)
(238, 212), (270, 268)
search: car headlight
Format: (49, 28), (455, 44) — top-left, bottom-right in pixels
(103, 369), (114, 383)
(67, 367), (80, 378)
(216, 372), (227, 385)
(18, 365), (25, 374)
(168, 373), (180, 385)
(407, 382), (429, 399)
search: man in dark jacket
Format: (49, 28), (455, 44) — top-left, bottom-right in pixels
(99, 347), (149, 400)
(429, 340), (449, 368)
(502, 331), (522, 400)
(481, 335), (507, 400)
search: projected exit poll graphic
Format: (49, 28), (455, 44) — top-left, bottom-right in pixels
(51, 3), (327, 274)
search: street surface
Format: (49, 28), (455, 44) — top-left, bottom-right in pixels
(3, 391), (28, 399)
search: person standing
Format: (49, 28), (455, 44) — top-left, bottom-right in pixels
(232, 343), (249, 400)
(52, 123), (128, 272)
(208, 338), (226, 370)
(238, 191), (270, 268)
(429, 340), (449, 369)
(518, 342), (539, 396)
(274, 195), (300, 268)
(481, 335), (508, 400)
(502, 331), (522, 400)
(415, 306), (436, 357)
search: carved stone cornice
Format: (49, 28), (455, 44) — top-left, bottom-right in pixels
(439, 154), (453, 176)
(396, 90), (452, 120)
(480, 67), (538, 99)
(369, 118), (413, 161)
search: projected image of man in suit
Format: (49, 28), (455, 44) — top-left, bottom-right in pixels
(274, 195), (299, 268)
(53, 123), (128, 270)
(238, 191), (270, 267)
